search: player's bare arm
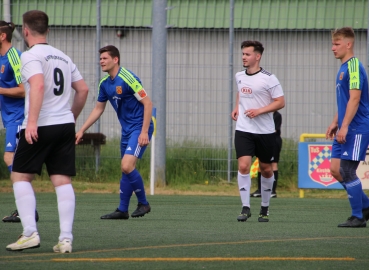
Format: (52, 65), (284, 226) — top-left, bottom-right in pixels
(138, 94), (152, 147)
(0, 83), (25, 98)
(246, 96), (285, 119)
(231, 93), (239, 121)
(75, 101), (106, 144)
(326, 113), (338, 140)
(71, 79), (89, 121)
(26, 74), (45, 144)
(336, 89), (361, 144)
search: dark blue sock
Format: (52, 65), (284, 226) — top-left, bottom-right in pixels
(345, 179), (363, 219)
(126, 169), (148, 205)
(340, 180), (369, 211)
(8, 165), (12, 173)
(118, 173), (133, 212)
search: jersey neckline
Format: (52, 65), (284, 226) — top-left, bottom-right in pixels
(28, 43), (48, 50)
(245, 67), (263, 76)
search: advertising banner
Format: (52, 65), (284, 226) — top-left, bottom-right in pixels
(298, 142), (343, 189)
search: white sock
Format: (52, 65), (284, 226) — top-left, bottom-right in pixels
(238, 171), (251, 207)
(55, 184), (75, 242)
(13, 181), (37, 237)
(261, 174), (274, 207)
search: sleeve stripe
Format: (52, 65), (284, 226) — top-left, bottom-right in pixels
(118, 67), (143, 93)
(119, 68), (136, 84)
(98, 75), (109, 95)
(348, 57), (360, 90)
(7, 48), (22, 84)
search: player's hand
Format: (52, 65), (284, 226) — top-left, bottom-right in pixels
(245, 109), (260, 118)
(75, 130), (84, 144)
(231, 109), (238, 121)
(325, 123), (338, 140)
(138, 132), (150, 147)
(25, 123), (38, 144)
(336, 126), (348, 144)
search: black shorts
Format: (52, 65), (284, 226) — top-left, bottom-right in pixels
(273, 136), (282, 163)
(12, 123), (76, 176)
(234, 130), (276, 163)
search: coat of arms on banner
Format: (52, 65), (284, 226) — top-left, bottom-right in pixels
(308, 145), (337, 186)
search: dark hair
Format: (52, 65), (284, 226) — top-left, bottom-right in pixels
(332, 27), (355, 40)
(99, 45), (120, 65)
(22, 10), (49, 35)
(0, 21), (15, 42)
(241, 40), (264, 55)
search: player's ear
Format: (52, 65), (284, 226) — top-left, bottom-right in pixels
(256, 52), (262, 61)
(113, 56), (119, 64)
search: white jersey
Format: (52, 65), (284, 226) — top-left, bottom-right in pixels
(235, 68), (284, 134)
(20, 44), (83, 128)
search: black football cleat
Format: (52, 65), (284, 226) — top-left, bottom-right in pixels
(237, 206), (251, 222)
(131, 202), (151, 218)
(100, 208), (129, 219)
(337, 216), (366, 228)
(2, 209), (39, 223)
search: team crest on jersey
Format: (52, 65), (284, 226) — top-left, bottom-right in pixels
(241, 87), (252, 94)
(339, 72), (344, 80)
(0, 65), (4, 73)
(116, 86), (122, 94)
(308, 145), (337, 187)
(137, 89), (147, 98)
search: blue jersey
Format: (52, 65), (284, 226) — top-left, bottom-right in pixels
(98, 67), (153, 136)
(0, 47), (24, 128)
(336, 57), (369, 133)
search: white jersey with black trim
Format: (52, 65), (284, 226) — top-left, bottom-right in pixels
(235, 68), (284, 134)
(20, 44), (83, 128)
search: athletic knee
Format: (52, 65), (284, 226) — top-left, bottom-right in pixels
(340, 160), (359, 182)
(238, 164), (250, 175)
(261, 171), (273, 178)
(121, 164), (135, 174)
(3, 152), (13, 166)
(259, 164), (273, 178)
(330, 167), (341, 180)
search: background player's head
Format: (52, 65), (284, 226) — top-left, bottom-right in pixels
(240, 40), (264, 69)
(331, 27), (355, 61)
(99, 45), (121, 73)
(22, 10), (49, 47)
(0, 21), (15, 50)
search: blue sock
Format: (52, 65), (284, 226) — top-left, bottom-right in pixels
(345, 179), (363, 219)
(126, 169), (148, 205)
(340, 180), (369, 210)
(8, 165), (12, 173)
(118, 173), (133, 212)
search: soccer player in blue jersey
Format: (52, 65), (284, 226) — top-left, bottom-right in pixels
(76, 45), (153, 219)
(0, 21), (39, 223)
(0, 22), (24, 174)
(326, 27), (369, 227)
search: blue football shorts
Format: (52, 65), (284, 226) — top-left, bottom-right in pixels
(4, 125), (21, 152)
(121, 129), (153, 159)
(331, 132), (369, 161)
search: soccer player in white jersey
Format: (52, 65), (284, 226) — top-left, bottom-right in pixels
(231, 40), (285, 222)
(6, 10), (89, 253)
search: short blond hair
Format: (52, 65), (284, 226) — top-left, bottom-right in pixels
(331, 27), (355, 40)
